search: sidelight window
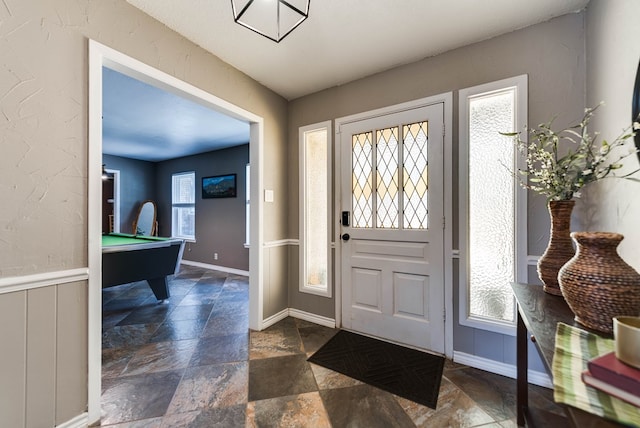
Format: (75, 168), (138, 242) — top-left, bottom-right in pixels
(459, 75), (527, 333)
(299, 121), (332, 297)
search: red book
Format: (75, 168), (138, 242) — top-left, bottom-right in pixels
(582, 370), (640, 407)
(588, 351), (640, 397)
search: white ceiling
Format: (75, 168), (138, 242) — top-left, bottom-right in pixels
(106, 0), (590, 162)
(102, 67), (250, 162)
(127, 0), (590, 100)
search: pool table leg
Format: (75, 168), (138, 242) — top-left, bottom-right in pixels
(147, 277), (170, 300)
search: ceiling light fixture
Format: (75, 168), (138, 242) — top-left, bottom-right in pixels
(231, 0), (310, 43)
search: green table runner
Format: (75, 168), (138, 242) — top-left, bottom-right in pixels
(553, 322), (640, 427)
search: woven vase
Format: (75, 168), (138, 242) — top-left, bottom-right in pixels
(537, 200), (575, 296)
(558, 232), (640, 334)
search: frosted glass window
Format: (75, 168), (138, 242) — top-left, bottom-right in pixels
(172, 171), (195, 240)
(305, 128), (328, 289)
(468, 91), (516, 322)
(300, 122), (331, 297)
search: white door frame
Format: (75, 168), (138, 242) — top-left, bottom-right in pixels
(334, 92), (453, 358)
(88, 40), (265, 424)
(105, 168), (120, 233)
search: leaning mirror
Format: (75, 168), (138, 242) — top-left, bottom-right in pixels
(133, 200), (157, 236)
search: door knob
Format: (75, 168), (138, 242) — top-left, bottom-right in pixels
(341, 233), (350, 241)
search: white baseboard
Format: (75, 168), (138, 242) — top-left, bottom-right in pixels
(259, 308), (336, 330)
(180, 260), (249, 277)
(261, 308), (289, 329)
(453, 351), (552, 389)
(288, 309), (336, 328)
(56, 412), (88, 428)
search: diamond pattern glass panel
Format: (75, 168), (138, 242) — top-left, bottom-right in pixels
(376, 127), (399, 229)
(403, 122), (429, 229)
(352, 132), (373, 228)
(468, 91), (516, 322)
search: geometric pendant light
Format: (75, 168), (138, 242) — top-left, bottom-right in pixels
(231, 0), (310, 43)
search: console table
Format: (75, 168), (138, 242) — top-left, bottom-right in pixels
(512, 282), (623, 427)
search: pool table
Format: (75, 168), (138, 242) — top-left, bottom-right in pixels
(102, 233), (185, 300)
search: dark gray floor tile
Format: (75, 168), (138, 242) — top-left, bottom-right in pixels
(117, 303), (172, 326)
(148, 318), (208, 342)
(122, 339), (198, 376)
(101, 370), (183, 425)
(160, 405), (246, 428)
(189, 333), (249, 366)
(201, 312), (249, 337)
(248, 354), (317, 401)
(247, 392), (330, 427)
(103, 297), (150, 312)
(167, 362), (248, 414)
(445, 367), (518, 422)
(298, 325), (337, 354)
(102, 346), (138, 379)
(166, 304), (214, 321)
(102, 323), (160, 349)
(320, 384), (415, 428)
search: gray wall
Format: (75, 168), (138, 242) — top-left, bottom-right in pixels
(583, 0), (640, 268)
(287, 12), (586, 368)
(103, 154), (157, 233)
(0, 0), (288, 426)
(156, 145), (250, 271)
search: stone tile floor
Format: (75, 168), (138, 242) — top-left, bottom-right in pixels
(100, 265), (562, 427)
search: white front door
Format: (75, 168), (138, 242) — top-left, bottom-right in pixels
(340, 103), (445, 353)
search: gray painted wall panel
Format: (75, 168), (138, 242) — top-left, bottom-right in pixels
(265, 245), (289, 318)
(155, 145), (249, 271)
(0, 292), (27, 428)
(55, 282), (88, 425)
(26, 287), (57, 428)
(102, 154), (157, 233)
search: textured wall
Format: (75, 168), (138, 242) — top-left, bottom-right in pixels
(0, 0), (288, 425)
(0, 0), (288, 276)
(583, 0), (640, 270)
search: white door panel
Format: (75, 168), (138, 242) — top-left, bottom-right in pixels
(340, 103), (445, 353)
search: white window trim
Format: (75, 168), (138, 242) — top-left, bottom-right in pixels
(172, 171), (196, 242)
(458, 75), (528, 335)
(299, 120), (332, 298)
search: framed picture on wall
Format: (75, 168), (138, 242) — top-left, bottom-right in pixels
(202, 174), (237, 198)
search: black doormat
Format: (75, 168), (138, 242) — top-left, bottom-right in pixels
(308, 330), (445, 409)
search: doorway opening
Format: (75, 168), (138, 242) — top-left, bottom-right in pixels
(88, 40), (265, 424)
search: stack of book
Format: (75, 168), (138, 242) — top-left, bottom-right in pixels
(582, 352), (640, 407)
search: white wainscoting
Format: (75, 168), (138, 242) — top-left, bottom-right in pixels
(0, 268), (89, 295)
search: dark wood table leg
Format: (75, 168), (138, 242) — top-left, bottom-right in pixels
(517, 307), (528, 427)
